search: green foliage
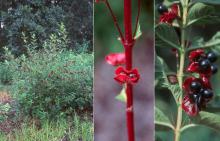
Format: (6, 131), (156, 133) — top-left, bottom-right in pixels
(155, 24), (180, 50)
(0, 44), (93, 120)
(193, 0), (220, 4)
(0, 0), (93, 56)
(155, 56), (181, 104)
(115, 87), (127, 103)
(1, 2), (65, 55)
(192, 111), (220, 132)
(187, 3), (220, 26)
(155, 107), (174, 131)
(188, 31), (220, 53)
(0, 115), (93, 141)
(155, 0), (220, 140)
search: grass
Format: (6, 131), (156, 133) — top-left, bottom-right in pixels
(0, 115), (93, 141)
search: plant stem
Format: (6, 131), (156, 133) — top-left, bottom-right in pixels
(124, 0), (135, 141)
(104, 0), (124, 41)
(175, 1), (189, 141)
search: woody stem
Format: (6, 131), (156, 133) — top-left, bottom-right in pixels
(175, 1), (189, 141)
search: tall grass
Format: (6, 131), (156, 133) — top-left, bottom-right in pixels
(0, 115), (93, 141)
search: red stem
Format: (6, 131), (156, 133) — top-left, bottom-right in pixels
(124, 0), (135, 141)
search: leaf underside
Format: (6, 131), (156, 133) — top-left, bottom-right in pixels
(155, 107), (174, 131)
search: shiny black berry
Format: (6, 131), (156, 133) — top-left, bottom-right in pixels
(199, 59), (211, 71)
(195, 94), (202, 110)
(201, 89), (213, 99)
(190, 81), (202, 92)
(157, 4), (168, 15)
(211, 64), (218, 74)
(207, 52), (217, 63)
(189, 93), (199, 103)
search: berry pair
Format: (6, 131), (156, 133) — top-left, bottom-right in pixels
(189, 80), (213, 110)
(182, 49), (218, 116)
(157, 3), (178, 24)
(187, 50), (218, 76)
(198, 51), (218, 74)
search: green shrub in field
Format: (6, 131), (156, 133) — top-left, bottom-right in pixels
(0, 41), (93, 120)
(7, 51), (92, 119)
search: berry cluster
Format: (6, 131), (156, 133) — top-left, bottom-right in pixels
(157, 3), (178, 24)
(182, 49), (218, 116)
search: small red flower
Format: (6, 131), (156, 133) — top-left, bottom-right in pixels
(182, 95), (198, 116)
(105, 53), (126, 66)
(189, 49), (205, 62)
(159, 4), (179, 24)
(114, 66), (140, 84)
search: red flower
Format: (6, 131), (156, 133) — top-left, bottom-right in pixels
(105, 53), (126, 66)
(182, 95), (198, 116)
(189, 49), (205, 62)
(114, 66), (140, 84)
(159, 4), (179, 24)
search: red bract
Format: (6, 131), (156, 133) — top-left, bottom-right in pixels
(200, 74), (212, 89)
(187, 62), (199, 72)
(183, 76), (211, 92)
(114, 66), (140, 84)
(189, 49), (205, 62)
(182, 95), (198, 116)
(159, 4), (178, 24)
(187, 62), (212, 76)
(105, 53), (126, 66)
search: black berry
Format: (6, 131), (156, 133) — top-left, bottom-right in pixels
(201, 89), (213, 99)
(207, 52), (217, 63)
(195, 94), (202, 109)
(211, 64), (218, 74)
(190, 81), (202, 92)
(199, 59), (211, 71)
(157, 4), (168, 15)
(189, 93), (199, 103)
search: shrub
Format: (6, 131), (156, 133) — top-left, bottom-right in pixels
(0, 46), (93, 120)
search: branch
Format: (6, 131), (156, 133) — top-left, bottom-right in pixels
(104, 0), (124, 41)
(133, 0), (141, 38)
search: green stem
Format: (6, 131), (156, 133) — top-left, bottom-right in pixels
(175, 1), (189, 141)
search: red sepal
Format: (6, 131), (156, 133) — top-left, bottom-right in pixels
(187, 62), (200, 72)
(189, 49), (205, 62)
(182, 95), (198, 116)
(114, 66), (140, 84)
(105, 53), (126, 66)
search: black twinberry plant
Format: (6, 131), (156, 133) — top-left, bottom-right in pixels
(155, 0), (220, 140)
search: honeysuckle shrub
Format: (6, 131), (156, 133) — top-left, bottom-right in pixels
(155, 0), (220, 140)
(0, 47), (93, 120)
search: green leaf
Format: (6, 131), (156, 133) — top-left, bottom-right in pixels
(155, 24), (181, 50)
(134, 22), (142, 40)
(193, 0), (220, 5)
(115, 87), (127, 103)
(155, 55), (181, 104)
(187, 31), (220, 53)
(187, 3), (220, 26)
(192, 111), (220, 132)
(155, 107), (174, 130)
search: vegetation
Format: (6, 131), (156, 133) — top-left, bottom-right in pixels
(0, 1), (93, 140)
